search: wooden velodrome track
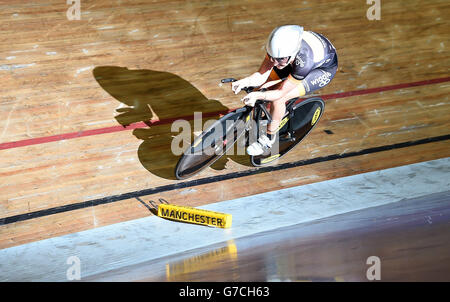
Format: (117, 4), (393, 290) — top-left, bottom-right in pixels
(0, 0), (449, 250)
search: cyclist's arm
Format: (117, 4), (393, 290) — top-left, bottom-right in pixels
(232, 55), (275, 94)
(248, 54), (275, 86)
(254, 75), (306, 102)
(259, 69), (283, 90)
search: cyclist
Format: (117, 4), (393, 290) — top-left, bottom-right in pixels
(232, 25), (338, 156)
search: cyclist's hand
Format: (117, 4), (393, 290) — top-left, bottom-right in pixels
(241, 92), (260, 107)
(232, 78), (250, 94)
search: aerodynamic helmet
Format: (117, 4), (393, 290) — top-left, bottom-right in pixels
(266, 25), (304, 61)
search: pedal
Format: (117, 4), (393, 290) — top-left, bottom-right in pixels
(280, 132), (296, 142)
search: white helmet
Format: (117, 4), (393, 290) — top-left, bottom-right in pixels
(266, 25), (304, 60)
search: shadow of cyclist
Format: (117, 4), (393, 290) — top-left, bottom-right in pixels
(93, 66), (232, 180)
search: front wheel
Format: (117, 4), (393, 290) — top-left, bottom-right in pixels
(175, 108), (251, 180)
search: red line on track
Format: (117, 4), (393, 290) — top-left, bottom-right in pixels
(1, 76), (449, 151)
(320, 77), (450, 100)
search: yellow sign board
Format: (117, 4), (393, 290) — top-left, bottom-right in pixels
(158, 204), (232, 228)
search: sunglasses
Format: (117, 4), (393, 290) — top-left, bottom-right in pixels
(268, 55), (290, 64)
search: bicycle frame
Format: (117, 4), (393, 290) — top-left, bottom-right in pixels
(252, 98), (299, 143)
(174, 79), (325, 179)
(221, 78), (299, 146)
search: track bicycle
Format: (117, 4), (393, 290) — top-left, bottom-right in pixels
(174, 78), (325, 180)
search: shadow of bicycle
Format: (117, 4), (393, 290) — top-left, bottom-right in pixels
(93, 66), (249, 180)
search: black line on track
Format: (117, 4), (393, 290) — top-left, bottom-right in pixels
(1, 134), (449, 226)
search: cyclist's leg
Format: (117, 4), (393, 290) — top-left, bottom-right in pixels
(267, 98), (286, 134)
(264, 65), (294, 134)
(267, 74), (306, 134)
(254, 66), (291, 134)
(301, 58), (338, 95)
(246, 68), (292, 155)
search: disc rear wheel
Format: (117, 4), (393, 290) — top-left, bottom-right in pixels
(251, 97), (325, 166)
